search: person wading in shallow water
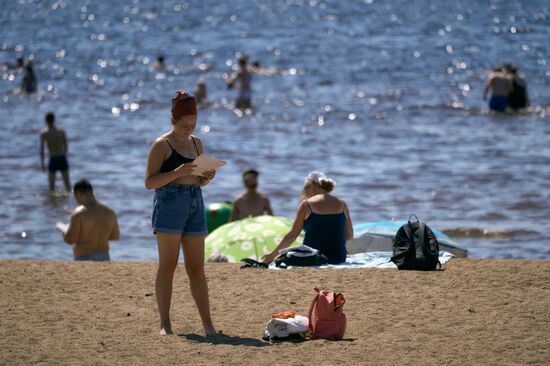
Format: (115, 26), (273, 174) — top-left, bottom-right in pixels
(40, 111), (71, 192)
(483, 65), (512, 113)
(226, 54), (253, 110)
(145, 90), (219, 336)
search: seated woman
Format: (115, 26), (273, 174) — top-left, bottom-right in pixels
(262, 172), (353, 265)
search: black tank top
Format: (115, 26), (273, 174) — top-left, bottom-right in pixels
(302, 199), (347, 264)
(159, 137), (200, 173)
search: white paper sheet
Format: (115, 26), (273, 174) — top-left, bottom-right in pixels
(191, 154), (228, 176)
(56, 222), (68, 233)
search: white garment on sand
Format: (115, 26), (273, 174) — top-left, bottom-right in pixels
(264, 315), (309, 339)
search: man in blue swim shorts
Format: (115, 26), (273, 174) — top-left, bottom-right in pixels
(483, 65), (512, 113)
(40, 111), (71, 192)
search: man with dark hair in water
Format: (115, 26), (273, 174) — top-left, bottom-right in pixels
(483, 65), (512, 113)
(229, 168), (273, 221)
(40, 111), (71, 192)
(505, 64), (529, 111)
(62, 179), (119, 261)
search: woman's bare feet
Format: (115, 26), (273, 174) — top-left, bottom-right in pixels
(159, 325), (173, 335)
(203, 323), (219, 336)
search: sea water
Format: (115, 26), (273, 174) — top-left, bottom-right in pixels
(0, 0), (548, 260)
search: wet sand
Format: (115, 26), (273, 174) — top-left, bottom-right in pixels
(1, 259), (549, 365)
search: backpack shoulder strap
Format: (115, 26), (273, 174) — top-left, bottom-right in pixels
(403, 222), (412, 239)
(418, 222), (425, 247)
(307, 293), (320, 334)
(307, 287), (321, 334)
(421, 223), (442, 270)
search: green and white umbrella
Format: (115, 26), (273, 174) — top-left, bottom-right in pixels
(205, 215), (304, 263)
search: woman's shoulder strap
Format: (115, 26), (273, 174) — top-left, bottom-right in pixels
(304, 199), (313, 213)
(162, 136), (174, 150)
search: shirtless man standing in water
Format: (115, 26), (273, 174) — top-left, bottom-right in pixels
(62, 179), (119, 261)
(40, 111), (71, 192)
(483, 65), (512, 113)
(229, 168), (273, 221)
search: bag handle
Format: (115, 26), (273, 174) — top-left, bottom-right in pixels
(307, 287), (321, 334)
(408, 214), (419, 224)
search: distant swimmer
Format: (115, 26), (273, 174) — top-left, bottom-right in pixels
(229, 168), (273, 222)
(40, 111), (71, 192)
(61, 179), (120, 261)
(225, 54), (252, 110)
(154, 55), (165, 70)
(249, 60), (278, 76)
(15, 56), (25, 69)
(483, 65), (512, 113)
(21, 63), (37, 94)
(194, 80), (207, 106)
(5, 56), (25, 70)
(505, 64), (529, 111)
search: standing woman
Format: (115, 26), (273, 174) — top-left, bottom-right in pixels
(262, 172), (354, 265)
(145, 91), (217, 335)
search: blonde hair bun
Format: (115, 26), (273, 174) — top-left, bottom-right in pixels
(304, 171), (336, 192)
(318, 178), (335, 192)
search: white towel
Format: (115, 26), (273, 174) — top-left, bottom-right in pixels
(264, 315), (309, 339)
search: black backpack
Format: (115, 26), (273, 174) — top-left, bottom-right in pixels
(391, 215), (441, 271)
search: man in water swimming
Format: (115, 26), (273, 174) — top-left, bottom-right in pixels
(21, 63), (37, 94)
(229, 168), (273, 221)
(40, 111), (71, 192)
(62, 179), (119, 261)
(226, 54), (252, 110)
(483, 65), (512, 113)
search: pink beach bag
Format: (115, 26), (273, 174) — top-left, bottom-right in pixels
(307, 286), (346, 340)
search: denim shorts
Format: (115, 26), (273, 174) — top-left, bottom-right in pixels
(152, 183), (208, 236)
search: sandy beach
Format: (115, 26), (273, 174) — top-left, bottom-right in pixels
(1, 258), (549, 365)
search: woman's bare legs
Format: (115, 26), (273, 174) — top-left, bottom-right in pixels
(182, 235), (217, 335)
(155, 232), (181, 335)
